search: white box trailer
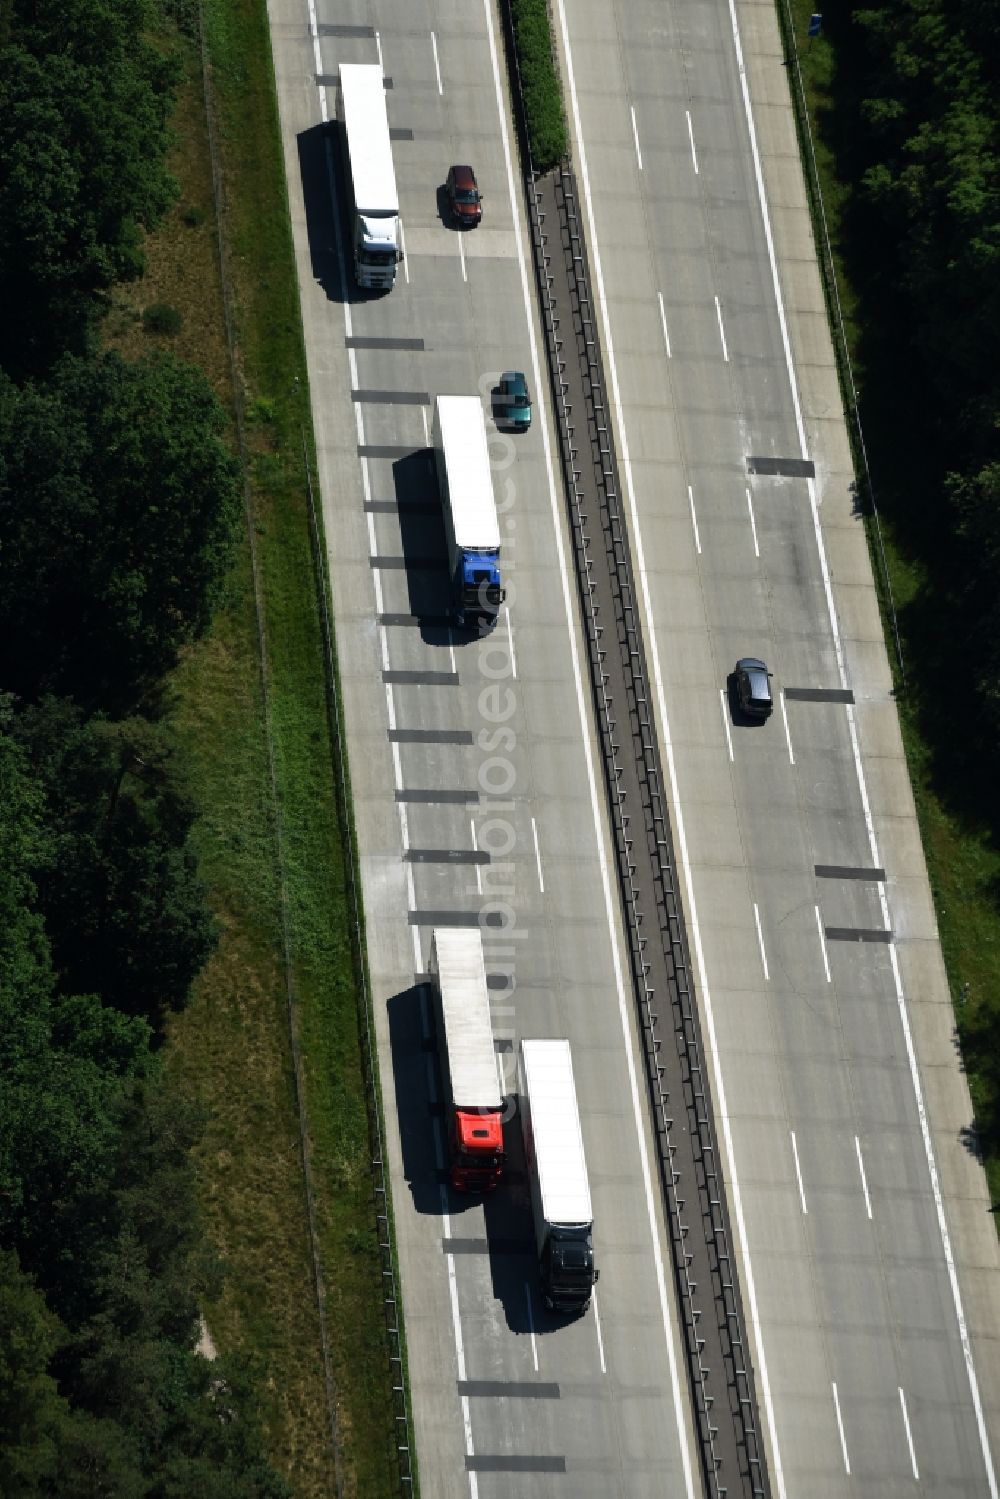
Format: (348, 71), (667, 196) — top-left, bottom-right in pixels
(432, 396), (505, 631)
(430, 929), (505, 1191)
(337, 64), (401, 290)
(519, 1039), (598, 1314)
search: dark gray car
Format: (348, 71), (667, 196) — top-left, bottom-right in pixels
(734, 657), (773, 719)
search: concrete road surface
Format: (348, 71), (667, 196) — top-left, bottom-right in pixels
(267, 0), (711, 1494)
(552, 0), (1000, 1494)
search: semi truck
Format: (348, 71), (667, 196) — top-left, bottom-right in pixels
(519, 1039), (599, 1314)
(432, 396), (506, 631)
(337, 64), (402, 291)
(430, 929), (505, 1192)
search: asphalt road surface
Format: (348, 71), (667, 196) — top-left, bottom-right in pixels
(266, 0), (1000, 1494)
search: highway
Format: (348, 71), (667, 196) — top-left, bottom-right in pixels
(270, 0), (702, 1494)
(552, 0), (1000, 1494)
(266, 0), (1000, 1494)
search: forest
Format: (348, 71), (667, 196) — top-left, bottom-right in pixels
(0, 0), (288, 1491)
(823, 1), (1000, 1154)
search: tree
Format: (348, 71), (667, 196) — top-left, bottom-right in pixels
(12, 699), (217, 1023)
(0, 353), (240, 707)
(0, 9), (178, 371)
(0, 1249), (65, 1493)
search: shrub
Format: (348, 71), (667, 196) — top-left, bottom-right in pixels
(143, 302), (183, 335)
(510, 0), (568, 172)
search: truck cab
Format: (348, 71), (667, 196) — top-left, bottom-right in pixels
(454, 552), (505, 630)
(541, 1227), (598, 1314)
(355, 214), (402, 286)
(451, 1108), (504, 1191)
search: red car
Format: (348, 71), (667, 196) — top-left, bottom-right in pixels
(446, 164), (482, 227)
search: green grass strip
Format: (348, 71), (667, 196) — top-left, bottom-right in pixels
(165, 0), (417, 1492)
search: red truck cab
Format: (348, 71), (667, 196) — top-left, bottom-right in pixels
(451, 1108), (505, 1192)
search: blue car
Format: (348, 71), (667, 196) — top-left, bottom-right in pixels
(497, 370), (532, 432)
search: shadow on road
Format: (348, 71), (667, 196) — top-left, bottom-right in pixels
(298, 121), (392, 306)
(390, 449), (455, 646)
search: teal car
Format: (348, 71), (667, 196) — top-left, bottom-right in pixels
(497, 370), (532, 432)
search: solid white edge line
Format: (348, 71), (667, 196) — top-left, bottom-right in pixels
(592, 1286), (608, 1374)
(484, 5), (697, 1493)
(831, 1382), (850, 1474)
(421, 405), (429, 447)
(779, 691), (795, 765)
(899, 1386), (919, 1481)
(854, 1134), (873, 1220)
(525, 1283), (539, 1371)
(790, 1131), (807, 1215)
(687, 485), (702, 554)
(725, 0), (997, 1482)
(745, 485), (760, 557)
(554, 3), (775, 1494)
(714, 295), (730, 362)
(375, 29), (383, 71)
(658, 292), (672, 357)
(753, 902), (769, 982)
(630, 105), (643, 170)
(430, 29), (443, 95)
(306, 0), (323, 82)
(814, 904), (831, 983)
(446, 1244), (478, 1482)
(530, 815), (545, 893)
(719, 689), (734, 763)
(685, 108), (699, 174)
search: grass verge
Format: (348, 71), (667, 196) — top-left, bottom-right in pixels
(108, 3), (409, 1494)
(783, 0), (1000, 1211)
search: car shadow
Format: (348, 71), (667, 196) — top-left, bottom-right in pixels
(490, 382), (511, 431)
(436, 182), (455, 229)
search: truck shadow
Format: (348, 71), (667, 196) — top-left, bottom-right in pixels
(481, 1120), (583, 1337)
(480, 1120), (538, 1335)
(390, 450), (453, 646)
(385, 988), (566, 1335)
(386, 983), (449, 1218)
(297, 121), (380, 306)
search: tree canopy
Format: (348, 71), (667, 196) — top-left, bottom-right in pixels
(0, 352), (240, 707)
(821, 1), (1000, 759)
(0, 1), (178, 372)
